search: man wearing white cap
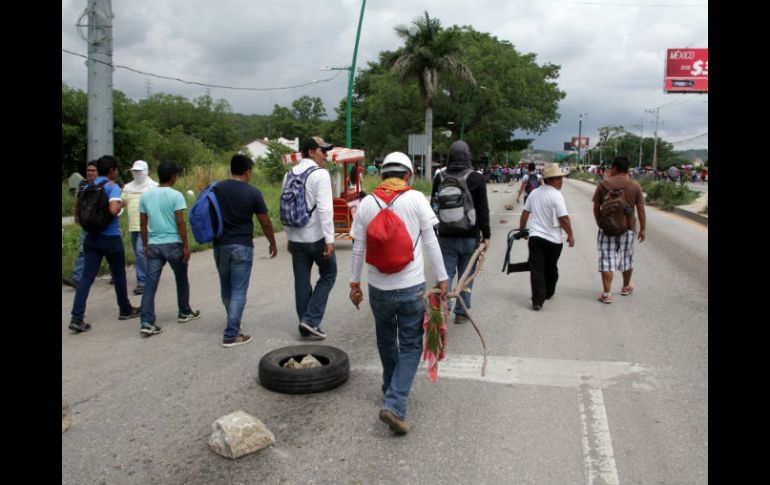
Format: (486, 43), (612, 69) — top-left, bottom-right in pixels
(122, 160), (159, 295)
(349, 151), (448, 435)
(518, 163), (575, 311)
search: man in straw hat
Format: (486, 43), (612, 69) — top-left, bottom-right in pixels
(517, 163), (575, 311)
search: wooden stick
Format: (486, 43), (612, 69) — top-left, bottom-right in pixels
(423, 244), (489, 376)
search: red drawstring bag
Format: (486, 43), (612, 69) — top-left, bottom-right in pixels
(366, 191), (420, 274)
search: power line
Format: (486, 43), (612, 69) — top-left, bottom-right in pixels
(670, 132), (707, 144)
(542, 0), (706, 7)
(62, 49), (344, 91)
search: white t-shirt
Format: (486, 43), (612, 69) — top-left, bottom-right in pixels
(522, 184), (569, 244)
(350, 190), (447, 291)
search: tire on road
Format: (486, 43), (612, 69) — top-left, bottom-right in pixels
(258, 345), (350, 394)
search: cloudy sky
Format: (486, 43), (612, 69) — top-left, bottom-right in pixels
(61, 0), (708, 153)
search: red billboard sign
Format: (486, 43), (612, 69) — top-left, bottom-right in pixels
(571, 137), (589, 148)
(664, 48), (708, 93)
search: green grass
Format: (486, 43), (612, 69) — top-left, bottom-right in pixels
(638, 179), (699, 210)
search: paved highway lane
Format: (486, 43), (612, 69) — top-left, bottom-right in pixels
(62, 178), (707, 484)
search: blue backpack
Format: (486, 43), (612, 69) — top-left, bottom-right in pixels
(280, 166), (319, 227)
(189, 182), (223, 244)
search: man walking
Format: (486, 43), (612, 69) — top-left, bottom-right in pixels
(69, 155), (140, 333)
(282, 136), (337, 340)
(518, 163), (575, 311)
(349, 152), (448, 435)
(137, 160), (200, 337)
(63, 160), (98, 289)
(431, 140), (490, 324)
(122, 160), (158, 295)
(592, 156), (646, 304)
(515, 162), (542, 206)
(214, 154), (278, 347)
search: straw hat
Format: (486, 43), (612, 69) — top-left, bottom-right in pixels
(542, 163), (566, 179)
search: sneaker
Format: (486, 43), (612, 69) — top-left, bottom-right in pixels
(68, 319), (91, 333)
(118, 306), (141, 320)
(454, 313), (469, 324)
(132, 286), (144, 295)
(621, 283), (635, 296)
(532, 304), (543, 311)
(379, 409), (410, 435)
(300, 322), (327, 340)
(140, 323), (163, 336)
(222, 334), (252, 348)
(298, 324), (311, 338)
(177, 310), (201, 323)
(62, 276), (79, 288)
(597, 293), (613, 304)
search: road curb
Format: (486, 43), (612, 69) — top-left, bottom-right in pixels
(671, 206), (708, 226)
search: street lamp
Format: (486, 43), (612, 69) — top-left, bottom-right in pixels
(319, 0), (367, 148)
(577, 112), (588, 164)
(459, 85), (486, 140)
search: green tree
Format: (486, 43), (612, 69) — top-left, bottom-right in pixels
(391, 11), (476, 177)
(260, 140), (293, 184)
(61, 83), (88, 179)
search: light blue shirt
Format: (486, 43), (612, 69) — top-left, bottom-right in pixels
(139, 187), (187, 245)
(89, 176), (123, 236)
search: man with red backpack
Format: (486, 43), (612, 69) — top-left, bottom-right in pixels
(348, 152), (448, 435)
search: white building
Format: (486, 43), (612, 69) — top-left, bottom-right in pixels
(241, 137), (299, 161)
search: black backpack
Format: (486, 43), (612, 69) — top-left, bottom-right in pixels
(525, 174), (541, 194)
(436, 168), (476, 234)
(77, 180), (113, 233)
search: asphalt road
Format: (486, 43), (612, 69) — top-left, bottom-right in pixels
(62, 178), (707, 484)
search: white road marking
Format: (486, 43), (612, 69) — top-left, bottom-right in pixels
(357, 354), (659, 485)
(357, 353), (660, 390)
(578, 376), (620, 485)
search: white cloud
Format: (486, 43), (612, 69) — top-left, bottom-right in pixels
(62, 0), (708, 151)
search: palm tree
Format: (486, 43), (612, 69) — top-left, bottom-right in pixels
(391, 12), (476, 178)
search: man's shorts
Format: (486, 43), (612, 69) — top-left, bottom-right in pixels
(597, 230), (635, 272)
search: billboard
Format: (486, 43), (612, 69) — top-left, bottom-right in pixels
(571, 137), (589, 148)
(564, 142), (573, 151)
(664, 48), (708, 93)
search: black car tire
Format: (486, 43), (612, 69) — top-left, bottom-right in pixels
(258, 345), (350, 394)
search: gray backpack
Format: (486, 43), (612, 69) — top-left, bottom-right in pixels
(436, 168), (476, 233)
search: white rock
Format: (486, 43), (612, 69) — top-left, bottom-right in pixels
(299, 355), (322, 369)
(208, 411), (275, 459)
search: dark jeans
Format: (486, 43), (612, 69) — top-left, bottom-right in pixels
(438, 236), (478, 315)
(528, 236), (563, 306)
(289, 239), (337, 328)
(141, 243), (192, 324)
(71, 234), (133, 322)
(214, 244), (254, 340)
(369, 282), (426, 420)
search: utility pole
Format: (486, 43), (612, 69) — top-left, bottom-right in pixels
(81, 0), (114, 162)
(631, 120), (645, 169)
(145, 79), (153, 98)
(577, 113), (587, 164)
(645, 108), (661, 171)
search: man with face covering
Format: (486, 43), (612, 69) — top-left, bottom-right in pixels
(431, 141), (490, 324)
(122, 160), (159, 295)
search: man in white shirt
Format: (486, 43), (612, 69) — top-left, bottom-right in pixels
(519, 163), (575, 311)
(349, 152), (448, 435)
(282, 136), (337, 339)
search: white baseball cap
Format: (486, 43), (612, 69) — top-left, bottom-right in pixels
(131, 160), (149, 172)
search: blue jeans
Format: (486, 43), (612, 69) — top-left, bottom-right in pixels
(70, 230), (87, 281)
(71, 235), (133, 321)
(141, 243), (192, 324)
(438, 236), (478, 315)
(289, 239), (337, 328)
(131, 232), (147, 287)
(369, 282), (426, 420)
(214, 244), (253, 340)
